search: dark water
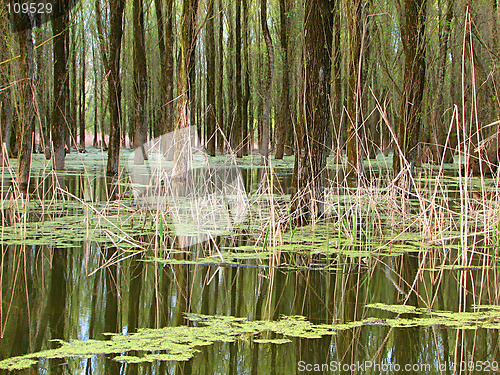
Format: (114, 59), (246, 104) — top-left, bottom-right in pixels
(0, 164), (499, 374)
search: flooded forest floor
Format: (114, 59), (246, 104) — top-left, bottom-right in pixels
(0, 148), (500, 374)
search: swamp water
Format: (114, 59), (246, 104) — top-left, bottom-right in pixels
(0, 149), (499, 374)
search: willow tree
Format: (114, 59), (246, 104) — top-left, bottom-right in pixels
(291, 0), (333, 225)
(106, 0), (125, 175)
(275, 0), (291, 160)
(173, 0), (198, 184)
(51, 5), (69, 170)
(393, 0), (427, 178)
(0, 11), (13, 166)
(176, 0), (197, 130)
(260, 0), (274, 164)
(346, 0), (363, 181)
(234, 0), (243, 157)
(17, 19), (36, 189)
(206, 0), (216, 155)
(155, 0), (175, 136)
(430, 0), (453, 163)
(132, 0), (148, 163)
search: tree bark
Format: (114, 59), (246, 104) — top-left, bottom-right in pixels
(71, 24), (77, 150)
(242, 0), (251, 155)
(133, 0), (148, 163)
(430, 0), (454, 163)
(177, 0), (197, 130)
(260, 0), (274, 164)
(346, 0), (364, 181)
(51, 9), (69, 170)
(291, 0), (333, 225)
(217, 0), (224, 152)
(17, 24), (36, 190)
(79, 19), (86, 150)
(172, 0), (198, 185)
(275, 0), (291, 160)
(206, 0), (216, 156)
(154, 0), (175, 136)
(0, 15), (13, 165)
(393, 0), (427, 179)
(106, 0), (125, 175)
(235, 0), (243, 157)
(331, 0), (342, 156)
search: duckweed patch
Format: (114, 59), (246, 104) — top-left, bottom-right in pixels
(0, 314), (335, 371)
(5, 305), (500, 371)
(366, 303), (500, 329)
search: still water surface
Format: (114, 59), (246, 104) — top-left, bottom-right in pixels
(0, 152), (499, 374)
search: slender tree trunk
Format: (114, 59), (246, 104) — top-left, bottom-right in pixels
(431, 0), (454, 163)
(331, 0), (342, 156)
(260, 0), (274, 164)
(177, 0), (197, 124)
(188, 0), (199, 129)
(79, 21), (86, 150)
(106, 0), (126, 175)
(173, 0), (198, 186)
(206, 0), (216, 156)
(0, 16), (13, 165)
(133, 0), (148, 163)
(493, 0), (500, 119)
(64, 30), (71, 152)
(275, 0), (291, 160)
(346, 0), (364, 181)
(291, 0), (333, 225)
(155, 0), (175, 136)
(51, 10), (68, 170)
(93, 45), (98, 148)
(227, 2), (234, 149)
(242, 0), (250, 156)
(393, 0), (427, 178)
(154, 0), (166, 138)
(235, 0), (243, 157)
(17, 25), (36, 191)
(71, 24), (77, 150)
(217, 0), (225, 152)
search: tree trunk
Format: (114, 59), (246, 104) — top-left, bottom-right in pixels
(17, 25), (36, 191)
(430, 0), (453, 163)
(242, 0), (251, 156)
(79, 20), (86, 150)
(331, 0), (342, 156)
(177, 0), (197, 129)
(93, 45), (98, 148)
(206, 0), (216, 156)
(275, 0), (291, 160)
(346, 0), (364, 182)
(154, 0), (175, 136)
(227, 2), (234, 150)
(106, 0), (125, 175)
(291, 0), (333, 225)
(0, 15), (13, 165)
(393, 0), (427, 179)
(71, 24), (78, 150)
(260, 0), (274, 164)
(133, 0), (148, 163)
(217, 0), (224, 152)
(173, 0), (198, 185)
(188, 0), (199, 129)
(235, 0), (243, 157)
(51, 9), (69, 170)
